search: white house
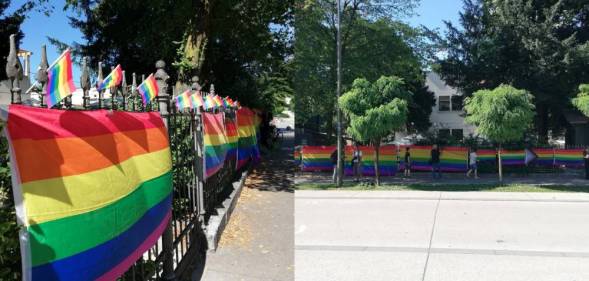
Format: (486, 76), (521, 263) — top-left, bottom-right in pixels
(426, 72), (476, 140)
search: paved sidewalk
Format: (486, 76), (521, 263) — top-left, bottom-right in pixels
(295, 190), (589, 281)
(295, 171), (589, 186)
(197, 132), (294, 281)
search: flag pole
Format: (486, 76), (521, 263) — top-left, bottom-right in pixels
(25, 48), (71, 94)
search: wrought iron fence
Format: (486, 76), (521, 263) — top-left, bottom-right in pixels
(2, 37), (244, 280)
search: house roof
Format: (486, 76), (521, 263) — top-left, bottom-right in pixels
(563, 110), (589, 125)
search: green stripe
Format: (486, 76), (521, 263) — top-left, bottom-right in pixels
(238, 135), (257, 147)
(205, 143), (230, 155)
(28, 171), (172, 266)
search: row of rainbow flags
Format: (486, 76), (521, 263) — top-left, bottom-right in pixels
(44, 50), (162, 108)
(297, 145), (585, 175)
(203, 107), (262, 179)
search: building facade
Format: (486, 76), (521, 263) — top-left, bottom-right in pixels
(426, 72), (476, 140)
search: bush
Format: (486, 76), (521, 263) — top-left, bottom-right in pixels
(0, 126), (20, 280)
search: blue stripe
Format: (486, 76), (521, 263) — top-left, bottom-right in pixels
(31, 195), (172, 281)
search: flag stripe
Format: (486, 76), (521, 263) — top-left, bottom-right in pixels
(29, 172), (172, 266)
(22, 148), (171, 225)
(13, 127), (168, 183)
(31, 197), (172, 280)
(8, 106), (165, 140)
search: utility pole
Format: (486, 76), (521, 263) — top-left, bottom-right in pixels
(336, 0), (343, 187)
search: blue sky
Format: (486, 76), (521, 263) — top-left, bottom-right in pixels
(9, 0), (463, 84)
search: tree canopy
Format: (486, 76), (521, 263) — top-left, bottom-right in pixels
(50, 0), (293, 111)
(294, 0), (436, 138)
(572, 84), (589, 117)
(438, 0), (589, 142)
(464, 84), (535, 143)
(339, 76), (410, 184)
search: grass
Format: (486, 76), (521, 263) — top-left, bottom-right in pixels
(296, 182), (589, 193)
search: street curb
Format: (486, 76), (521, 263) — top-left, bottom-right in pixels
(205, 167), (250, 252)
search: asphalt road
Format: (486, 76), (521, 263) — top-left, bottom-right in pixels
(295, 190), (589, 281)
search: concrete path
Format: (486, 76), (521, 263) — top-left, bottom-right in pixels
(198, 132), (294, 281)
(295, 171), (589, 186)
(295, 190), (589, 281)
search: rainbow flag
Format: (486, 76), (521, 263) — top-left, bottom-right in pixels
(138, 74), (159, 105)
(175, 90), (193, 111)
(406, 145), (432, 171)
(225, 116), (239, 163)
(97, 64), (123, 91)
(224, 96), (235, 108)
(46, 49), (76, 108)
(214, 95), (224, 108)
(477, 149), (497, 163)
(191, 92), (205, 109)
(301, 146), (336, 172)
(554, 149), (584, 168)
(344, 145), (397, 176)
(440, 147), (468, 172)
(204, 95), (216, 110)
(203, 112), (228, 179)
(4, 105), (172, 280)
(236, 107), (259, 169)
(500, 149), (525, 166)
(532, 148), (554, 166)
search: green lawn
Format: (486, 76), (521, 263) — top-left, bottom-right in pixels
(296, 182), (589, 193)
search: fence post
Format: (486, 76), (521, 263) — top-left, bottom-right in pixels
(192, 76), (206, 227)
(97, 61), (104, 109)
(35, 45), (49, 107)
(154, 60), (176, 281)
(80, 57), (90, 109)
(121, 70), (127, 111)
(131, 73), (137, 111)
(6, 34), (23, 104)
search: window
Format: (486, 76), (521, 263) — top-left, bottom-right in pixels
(451, 96), (463, 111)
(451, 129), (464, 141)
(439, 96), (450, 111)
(438, 129), (450, 139)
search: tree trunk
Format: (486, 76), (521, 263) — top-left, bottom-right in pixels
(536, 103), (549, 143)
(179, 0), (212, 82)
(374, 140), (381, 186)
(498, 144), (503, 184)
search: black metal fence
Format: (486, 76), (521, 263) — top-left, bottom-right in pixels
(3, 37), (245, 280)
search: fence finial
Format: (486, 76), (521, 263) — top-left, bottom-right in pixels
(191, 76), (201, 91)
(6, 34), (23, 104)
(97, 61), (103, 108)
(35, 45), (49, 106)
(154, 60), (169, 97)
(80, 57), (90, 108)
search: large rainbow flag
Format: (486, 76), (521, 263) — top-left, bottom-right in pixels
(301, 146), (335, 172)
(499, 149), (525, 166)
(236, 107), (259, 169)
(203, 112), (229, 179)
(225, 116), (238, 164)
(46, 49), (76, 108)
(554, 149), (584, 168)
(477, 149), (497, 163)
(440, 147), (468, 172)
(4, 105), (172, 281)
(533, 148), (555, 166)
(344, 146), (397, 176)
(406, 146), (432, 171)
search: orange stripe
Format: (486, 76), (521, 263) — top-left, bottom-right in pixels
(14, 126), (169, 183)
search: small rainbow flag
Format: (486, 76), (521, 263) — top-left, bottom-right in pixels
(97, 64), (123, 91)
(191, 92), (205, 109)
(175, 90), (192, 111)
(223, 96), (233, 108)
(137, 74), (159, 105)
(46, 49), (76, 108)
(204, 95), (216, 110)
(214, 95), (224, 108)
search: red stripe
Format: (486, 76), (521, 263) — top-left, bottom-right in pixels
(203, 112), (225, 135)
(8, 105), (165, 140)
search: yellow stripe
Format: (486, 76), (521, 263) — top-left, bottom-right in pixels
(238, 126), (256, 138)
(204, 133), (228, 146)
(22, 148), (172, 226)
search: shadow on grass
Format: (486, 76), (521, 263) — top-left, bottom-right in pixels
(296, 182), (589, 193)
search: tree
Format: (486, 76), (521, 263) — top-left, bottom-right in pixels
(439, 0), (589, 142)
(339, 76), (410, 185)
(52, 0), (292, 110)
(293, 0), (436, 138)
(572, 84), (589, 117)
(464, 84), (535, 182)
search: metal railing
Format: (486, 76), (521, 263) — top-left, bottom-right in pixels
(3, 36), (243, 280)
